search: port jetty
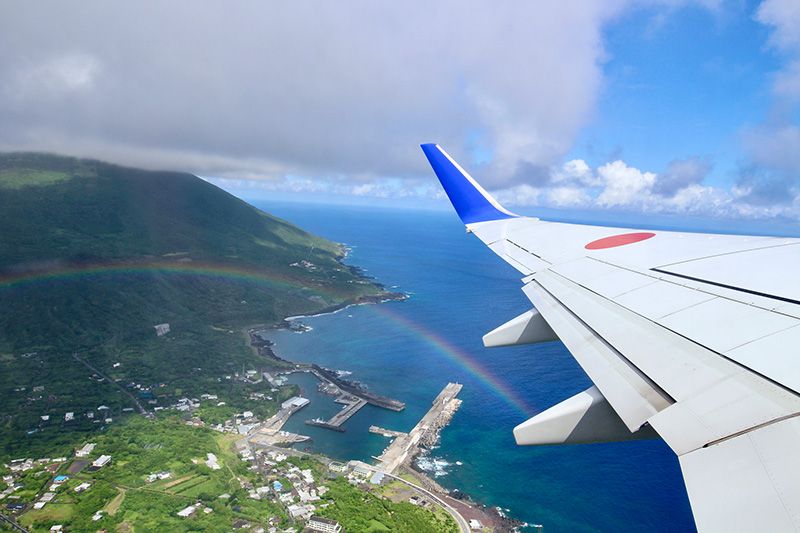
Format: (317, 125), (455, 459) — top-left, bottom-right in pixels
(305, 364), (405, 431)
(373, 382), (462, 473)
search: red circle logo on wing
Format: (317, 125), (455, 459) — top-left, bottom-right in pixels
(585, 232), (656, 250)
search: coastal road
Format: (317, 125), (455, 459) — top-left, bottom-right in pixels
(361, 465), (470, 533)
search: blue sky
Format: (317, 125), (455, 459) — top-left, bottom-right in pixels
(2, 1), (799, 220)
(574, 1), (779, 187)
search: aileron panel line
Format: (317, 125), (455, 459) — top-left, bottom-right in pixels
(680, 416), (800, 532)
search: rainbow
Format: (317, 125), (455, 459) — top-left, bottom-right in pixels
(372, 304), (536, 418)
(0, 260), (348, 299)
(1, 260), (535, 417)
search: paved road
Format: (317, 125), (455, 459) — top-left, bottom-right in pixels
(72, 353), (149, 415)
(0, 513), (30, 533)
(362, 465), (470, 533)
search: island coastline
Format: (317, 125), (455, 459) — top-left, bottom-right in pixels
(245, 297), (526, 532)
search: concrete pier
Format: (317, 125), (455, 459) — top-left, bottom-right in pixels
(312, 365), (405, 411)
(304, 365), (405, 432)
(369, 426), (408, 438)
(376, 383), (462, 474)
(246, 401), (311, 446)
(305, 393), (367, 431)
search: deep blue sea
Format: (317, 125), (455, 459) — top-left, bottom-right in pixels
(251, 201), (697, 532)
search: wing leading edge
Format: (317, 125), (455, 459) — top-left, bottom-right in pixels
(421, 143), (800, 532)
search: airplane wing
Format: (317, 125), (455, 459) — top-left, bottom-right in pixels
(421, 143), (800, 532)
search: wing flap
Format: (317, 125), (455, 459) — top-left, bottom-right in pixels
(531, 269), (800, 454)
(522, 279), (672, 431)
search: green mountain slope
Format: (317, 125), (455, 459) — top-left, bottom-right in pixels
(0, 153), (388, 457)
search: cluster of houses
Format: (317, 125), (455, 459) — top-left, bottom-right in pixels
(2, 456), (67, 510)
(1, 442), (112, 517)
(233, 447), (345, 532)
(32, 474), (70, 510)
(33, 405), (115, 433)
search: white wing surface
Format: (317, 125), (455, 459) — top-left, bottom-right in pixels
(421, 143), (800, 532)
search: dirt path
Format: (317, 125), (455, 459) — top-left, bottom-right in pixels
(104, 488), (127, 516)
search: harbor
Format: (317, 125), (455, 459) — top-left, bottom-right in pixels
(247, 326), (521, 531)
(249, 327), (406, 433)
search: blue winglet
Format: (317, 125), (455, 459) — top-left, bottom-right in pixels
(421, 143), (517, 225)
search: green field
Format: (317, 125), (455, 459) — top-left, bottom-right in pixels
(11, 416), (282, 532)
(6, 416), (455, 532)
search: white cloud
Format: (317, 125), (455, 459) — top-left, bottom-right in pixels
(9, 53), (100, 100)
(774, 60), (800, 102)
(548, 186), (592, 207)
(0, 0), (632, 186)
(756, 0), (800, 52)
(556, 159), (601, 186)
(486, 156), (800, 219)
(494, 184), (542, 207)
(596, 160), (656, 207)
(743, 124), (800, 173)
(739, 0), (800, 199)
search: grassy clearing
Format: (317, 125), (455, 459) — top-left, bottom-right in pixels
(169, 475), (210, 494)
(0, 169), (72, 189)
(18, 503), (75, 526)
(177, 478), (223, 498)
(160, 474), (195, 490)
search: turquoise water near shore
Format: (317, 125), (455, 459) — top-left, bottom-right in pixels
(253, 201), (696, 532)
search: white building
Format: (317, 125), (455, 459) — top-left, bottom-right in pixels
(154, 323), (170, 336)
(91, 455), (112, 469)
(306, 516), (343, 533)
(206, 453), (221, 470)
(177, 504), (197, 517)
(281, 396), (310, 410)
(64, 412), (74, 422)
(75, 443), (96, 458)
(146, 471), (171, 483)
(287, 503), (315, 520)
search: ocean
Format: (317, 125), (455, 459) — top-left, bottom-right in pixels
(251, 200), (697, 532)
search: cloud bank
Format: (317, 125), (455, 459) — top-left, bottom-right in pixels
(1, 1), (798, 221)
(0, 1), (626, 184)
